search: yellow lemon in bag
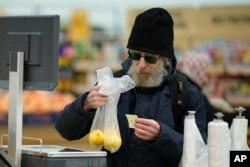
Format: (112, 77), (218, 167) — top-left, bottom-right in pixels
(103, 134), (122, 151)
(89, 129), (104, 146)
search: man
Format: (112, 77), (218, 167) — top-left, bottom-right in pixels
(55, 7), (207, 167)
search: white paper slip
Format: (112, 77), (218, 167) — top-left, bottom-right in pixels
(125, 114), (138, 128)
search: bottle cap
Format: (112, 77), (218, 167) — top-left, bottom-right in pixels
(186, 110), (196, 119)
(214, 112), (224, 122)
(235, 106), (246, 119)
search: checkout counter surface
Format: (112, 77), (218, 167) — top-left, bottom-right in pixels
(0, 145), (107, 167)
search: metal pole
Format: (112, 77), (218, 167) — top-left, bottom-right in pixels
(8, 51), (24, 167)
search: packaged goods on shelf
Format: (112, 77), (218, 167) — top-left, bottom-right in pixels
(0, 90), (75, 125)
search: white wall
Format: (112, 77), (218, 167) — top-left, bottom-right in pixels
(1, 0), (250, 36)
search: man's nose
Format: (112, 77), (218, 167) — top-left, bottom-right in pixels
(137, 56), (147, 67)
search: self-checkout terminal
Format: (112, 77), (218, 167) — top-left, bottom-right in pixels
(0, 15), (107, 167)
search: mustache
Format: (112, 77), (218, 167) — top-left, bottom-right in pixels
(138, 68), (152, 74)
(127, 60), (168, 88)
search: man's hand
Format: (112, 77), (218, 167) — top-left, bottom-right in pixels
(83, 85), (109, 111)
(134, 118), (161, 141)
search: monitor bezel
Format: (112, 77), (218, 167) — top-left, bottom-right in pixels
(0, 15), (60, 91)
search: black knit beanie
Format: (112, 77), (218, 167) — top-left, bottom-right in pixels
(127, 7), (174, 59)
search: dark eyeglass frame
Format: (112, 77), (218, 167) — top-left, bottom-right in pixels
(128, 50), (161, 64)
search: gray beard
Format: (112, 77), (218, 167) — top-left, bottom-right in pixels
(127, 61), (168, 88)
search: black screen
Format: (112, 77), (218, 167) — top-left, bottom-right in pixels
(0, 15), (60, 91)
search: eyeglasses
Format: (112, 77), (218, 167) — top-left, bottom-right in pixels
(128, 50), (160, 64)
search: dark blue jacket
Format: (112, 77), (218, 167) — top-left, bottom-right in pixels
(55, 57), (207, 167)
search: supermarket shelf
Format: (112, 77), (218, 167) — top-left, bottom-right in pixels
(226, 94), (250, 107)
(208, 64), (250, 77)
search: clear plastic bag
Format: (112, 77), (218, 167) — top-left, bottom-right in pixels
(88, 105), (105, 149)
(89, 67), (113, 149)
(89, 67), (135, 153)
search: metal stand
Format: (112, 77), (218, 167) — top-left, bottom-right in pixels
(7, 51), (24, 167)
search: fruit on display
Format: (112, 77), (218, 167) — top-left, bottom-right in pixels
(0, 90), (75, 114)
(0, 90), (8, 113)
(89, 129), (104, 146)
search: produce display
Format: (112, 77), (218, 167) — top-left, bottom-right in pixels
(0, 90), (75, 114)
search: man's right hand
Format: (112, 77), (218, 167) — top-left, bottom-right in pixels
(83, 85), (109, 111)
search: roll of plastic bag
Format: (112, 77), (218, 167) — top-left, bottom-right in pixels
(180, 111), (207, 167)
(230, 107), (249, 151)
(208, 112), (231, 167)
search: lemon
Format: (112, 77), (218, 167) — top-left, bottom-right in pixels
(89, 129), (104, 146)
(103, 134), (122, 152)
